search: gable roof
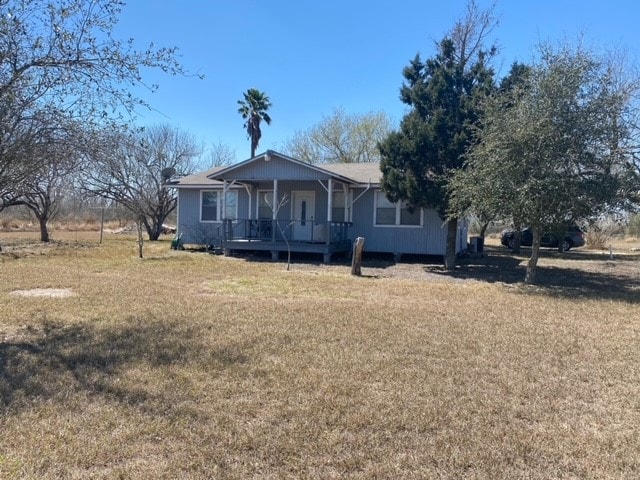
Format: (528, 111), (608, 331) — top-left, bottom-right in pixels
(168, 151), (383, 188)
(207, 150), (303, 178)
(208, 150), (362, 184)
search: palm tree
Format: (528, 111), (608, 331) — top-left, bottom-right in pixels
(237, 88), (272, 158)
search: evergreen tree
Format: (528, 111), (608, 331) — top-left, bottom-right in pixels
(380, 31), (495, 269)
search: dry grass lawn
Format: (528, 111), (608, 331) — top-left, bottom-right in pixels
(1, 231), (639, 479)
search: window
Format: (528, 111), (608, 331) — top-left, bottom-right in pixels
(332, 190), (349, 222)
(374, 190), (422, 227)
(258, 190), (273, 219)
(201, 190), (238, 222)
(300, 200), (307, 225)
(375, 192), (396, 225)
(224, 191), (237, 220)
(400, 204), (421, 225)
(201, 191), (218, 222)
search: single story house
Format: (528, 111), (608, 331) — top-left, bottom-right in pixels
(169, 150), (468, 262)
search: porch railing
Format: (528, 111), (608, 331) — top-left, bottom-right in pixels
(223, 219), (351, 244)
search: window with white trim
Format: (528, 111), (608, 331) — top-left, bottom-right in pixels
(374, 190), (422, 226)
(224, 191), (237, 220)
(332, 190), (349, 222)
(257, 190), (273, 219)
(201, 190), (238, 222)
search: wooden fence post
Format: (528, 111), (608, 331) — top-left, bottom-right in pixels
(136, 221), (144, 259)
(351, 237), (365, 276)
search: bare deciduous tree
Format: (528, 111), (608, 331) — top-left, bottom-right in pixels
(204, 141), (237, 167)
(82, 124), (202, 240)
(0, 0), (192, 211)
(18, 129), (83, 242)
(284, 108), (392, 164)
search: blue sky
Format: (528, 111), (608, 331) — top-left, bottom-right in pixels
(115, 1), (640, 163)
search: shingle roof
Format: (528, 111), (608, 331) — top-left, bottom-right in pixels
(169, 158), (383, 187)
(321, 162), (382, 185)
(167, 166), (225, 187)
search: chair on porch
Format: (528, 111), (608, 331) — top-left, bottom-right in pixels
(248, 219), (272, 240)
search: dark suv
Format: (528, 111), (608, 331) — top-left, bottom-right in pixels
(501, 226), (586, 251)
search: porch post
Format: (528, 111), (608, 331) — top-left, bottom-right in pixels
(327, 179), (333, 222)
(222, 180), (228, 220)
(271, 179), (278, 253)
(325, 179), (333, 250)
(343, 184), (349, 222)
(272, 179), (278, 219)
(245, 184), (253, 219)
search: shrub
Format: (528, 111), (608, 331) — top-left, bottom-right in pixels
(584, 216), (625, 249)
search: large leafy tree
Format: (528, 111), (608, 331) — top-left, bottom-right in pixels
(0, 0), (188, 211)
(379, 1), (496, 269)
(283, 108), (392, 164)
(238, 88), (272, 158)
(450, 43), (637, 283)
(82, 124), (201, 240)
(452, 61), (533, 252)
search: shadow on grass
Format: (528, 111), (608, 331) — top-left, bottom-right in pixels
(0, 318), (250, 413)
(425, 246), (640, 303)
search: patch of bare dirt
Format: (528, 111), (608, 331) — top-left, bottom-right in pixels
(9, 288), (76, 298)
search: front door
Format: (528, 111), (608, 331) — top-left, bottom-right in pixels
(292, 191), (315, 241)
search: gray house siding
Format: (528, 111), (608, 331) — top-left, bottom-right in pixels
(247, 180), (330, 220)
(177, 188), (243, 246)
(218, 156), (334, 181)
(174, 154), (468, 257)
(177, 189), (200, 228)
(178, 184), (468, 254)
(349, 188), (464, 255)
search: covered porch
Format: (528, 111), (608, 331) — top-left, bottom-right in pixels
(207, 152), (360, 263)
(221, 219), (352, 263)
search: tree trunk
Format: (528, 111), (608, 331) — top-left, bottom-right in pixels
(525, 227), (541, 284)
(351, 237), (365, 276)
(479, 221), (490, 239)
(148, 224), (162, 241)
(512, 230), (522, 254)
(444, 218), (458, 270)
(143, 216), (162, 241)
(38, 216), (50, 243)
(250, 115), (261, 158)
(137, 221), (144, 259)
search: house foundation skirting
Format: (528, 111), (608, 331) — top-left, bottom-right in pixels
(222, 239), (351, 263)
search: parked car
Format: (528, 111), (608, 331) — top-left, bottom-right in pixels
(501, 226), (585, 251)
